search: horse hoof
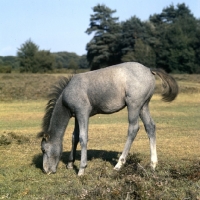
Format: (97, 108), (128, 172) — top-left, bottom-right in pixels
(67, 162), (74, 169)
(114, 162), (123, 170)
(150, 162), (157, 171)
(78, 168), (85, 176)
(113, 166), (120, 171)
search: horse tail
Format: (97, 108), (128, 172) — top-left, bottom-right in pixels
(151, 68), (179, 102)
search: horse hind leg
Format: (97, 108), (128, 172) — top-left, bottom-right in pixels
(139, 101), (157, 170)
(67, 118), (79, 169)
(114, 105), (140, 170)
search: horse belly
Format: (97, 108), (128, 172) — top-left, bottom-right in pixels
(91, 95), (126, 115)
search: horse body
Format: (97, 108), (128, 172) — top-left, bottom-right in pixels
(63, 63), (154, 116)
(39, 62), (178, 175)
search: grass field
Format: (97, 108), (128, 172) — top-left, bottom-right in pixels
(0, 73), (200, 199)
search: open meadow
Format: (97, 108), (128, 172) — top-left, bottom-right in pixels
(0, 73), (200, 199)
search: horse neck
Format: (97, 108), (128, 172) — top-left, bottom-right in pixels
(48, 96), (71, 141)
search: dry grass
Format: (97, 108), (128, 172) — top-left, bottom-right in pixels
(0, 73), (200, 199)
(0, 73), (200, 101)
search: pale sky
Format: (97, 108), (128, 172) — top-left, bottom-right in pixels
(0, 0), (199, 56)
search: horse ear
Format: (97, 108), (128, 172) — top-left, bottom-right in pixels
(37, 132), (50, 141)
(37, 131), (44, 138)
(43, 133), (50, 141)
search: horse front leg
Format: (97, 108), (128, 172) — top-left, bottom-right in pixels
(67, 118), (79, 169)
(114, 106), (140, 170)
(77, 114), (89, 176)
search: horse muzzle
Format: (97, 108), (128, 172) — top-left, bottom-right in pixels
(43, 168), (56, 175)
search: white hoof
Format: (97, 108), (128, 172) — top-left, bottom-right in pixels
(67, 162), (74, 169)
(114, 162), (123, 171)
(78, 168), (85, 176)
(150, 161), (157, 170)
(114, 166), (120, 171)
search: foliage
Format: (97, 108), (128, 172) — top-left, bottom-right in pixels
(17, 39), (55, 73)
(149, 3), (199, 73)
(53, 52), (89, 70)
(0, 65), (12, 73)
(33, 50), (55, 73)
(86, 4), (121, 70)
(121, 39), (156, 68)
(1, 51), (89, 73)
(79, 55), (89, 69)
(0, 56), (19, 73)
(17, 39), (39, 72)
(1, 3), (200, 73)
(86, 3), (200, 73)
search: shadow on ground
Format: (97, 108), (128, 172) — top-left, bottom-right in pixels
(32, 149), (120, 172)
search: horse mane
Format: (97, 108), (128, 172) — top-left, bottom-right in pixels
(37, 76), (73, 137)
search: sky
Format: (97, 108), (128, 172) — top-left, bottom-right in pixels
(0, 0), (200, 57)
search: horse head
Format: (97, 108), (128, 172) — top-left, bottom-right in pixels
(39, 132), (62, 174)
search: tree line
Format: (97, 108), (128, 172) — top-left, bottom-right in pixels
(86, 3), (200, 73)
(0, 39), (89, 73)
(0, 3), (199, 73)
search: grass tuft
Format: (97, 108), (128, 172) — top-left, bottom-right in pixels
(7, 132), (30, 144)
(0, 132), (30, 145)
(0, 134), (11, 146)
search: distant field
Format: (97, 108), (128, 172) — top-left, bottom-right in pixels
(0, 73), (200, 101)
(0, 73), (199, 199)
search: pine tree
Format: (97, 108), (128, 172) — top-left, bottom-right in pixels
(86, 4), (121, 70)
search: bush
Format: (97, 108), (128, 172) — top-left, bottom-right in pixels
(0, 65), (12, 73)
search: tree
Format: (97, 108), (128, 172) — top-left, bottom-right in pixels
(122, 39), (156, 67)
(86, 4), (121, 70)
(149, 3), (198, 73)
(68, 58), (79, 73)
(17, 39), (39, 72)
(0, 56), (19, 72)
(33, 50), (55, 73)
(0, 58), (12, 73)
(194, 19), (200, 73)
(17, 39), (55, 73)
(120, 17), (146, 54)
(79, 55), (89, 69)
(53, 52), (80, 69)
(120, 17), (156, 67)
